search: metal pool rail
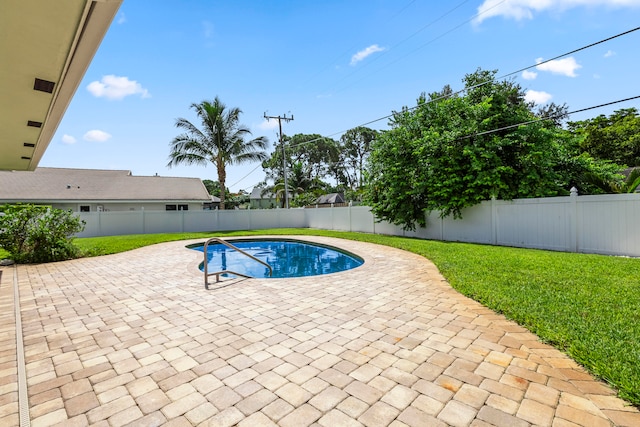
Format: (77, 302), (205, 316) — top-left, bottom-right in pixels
(203, 237), (273, 289)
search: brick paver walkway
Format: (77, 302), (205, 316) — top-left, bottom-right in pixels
(1, 236), (639, 426)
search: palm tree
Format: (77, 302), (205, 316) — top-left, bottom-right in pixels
(168, 97), (268, 209)
(611, 168), (640, 193)
(261, 162), (324, 208)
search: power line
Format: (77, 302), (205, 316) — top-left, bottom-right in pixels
(324, 0), (475, 93)
(264, 113), (294, 208)
(228, 163), (264, 189)
(279, 95), (640, 183)
(498, 26), (640, 81)
(236, 94), (638, 192)
(330, 0), (509, 94)
(460, 95), (640, 140)
(325, 25), (640, 143)
(300, 0), (420, 88)
(232, 27), (639, 189)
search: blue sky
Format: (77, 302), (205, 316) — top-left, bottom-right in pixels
(42, 0), (640, 192)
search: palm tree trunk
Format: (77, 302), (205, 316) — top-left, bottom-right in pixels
(218, 162), (226, 210)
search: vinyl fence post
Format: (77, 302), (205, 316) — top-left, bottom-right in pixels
(491, 196), (498, 245)
(570, 187), (578, 253)
(372, 208), (376, 235)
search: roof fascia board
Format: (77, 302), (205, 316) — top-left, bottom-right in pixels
(29, 0), (122, 169)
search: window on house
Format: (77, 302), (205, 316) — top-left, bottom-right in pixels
(165, 204), (177, 211)
(178, 204), (188, 211)
(80, 205), (90, 212)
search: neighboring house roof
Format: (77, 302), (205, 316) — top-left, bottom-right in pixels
(315, 193), (345, 204)
(249, 186), (296, 200)
(0, 167), (211, 203)
(250, 187), (275, 200)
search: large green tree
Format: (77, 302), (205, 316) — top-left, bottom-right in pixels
(265, 162), (325, 208)
(339, 126), (378, 189)
(365, 68), (622, 230)
(262, 133), (338, 189)
(568, 108), (640, 167)
(202, 179), (225, 197)
(168, 97), (268, 209)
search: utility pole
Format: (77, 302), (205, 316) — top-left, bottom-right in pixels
(263, 113), (294, 208)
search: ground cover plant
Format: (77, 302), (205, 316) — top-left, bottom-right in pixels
(5, 228), (639, 406)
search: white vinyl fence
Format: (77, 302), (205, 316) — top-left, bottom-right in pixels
(77, 192), (640, 257)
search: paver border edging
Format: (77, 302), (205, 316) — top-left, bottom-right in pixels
(13, 265), (31, 427)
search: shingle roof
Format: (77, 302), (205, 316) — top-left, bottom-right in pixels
(315, 193), (345, 204)
(0, 167), (211, 202)
(250, 187), (275, 200)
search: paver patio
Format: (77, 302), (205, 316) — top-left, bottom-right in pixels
(1, 235), (639, 426)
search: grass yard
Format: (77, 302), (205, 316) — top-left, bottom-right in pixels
(3, 228), (639, 406)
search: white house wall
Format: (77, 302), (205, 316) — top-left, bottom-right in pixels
(51, 202), (204, 212)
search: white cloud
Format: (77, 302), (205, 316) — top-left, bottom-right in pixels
(203, 21), (214, 38)
(258, 119), (279, 131)
(350, 44), (385, 66)
(525, 89), (552, 105)
(87, 75), (150, 100)
(522, 70), (538, 80)
(83, 130), (112, 142)
(535, 57), (582, 77)
(604, 49), (616, 58)
(474, 0), (640, 25)
(117, 12), (126, 25)
(61, 134), (77, 145)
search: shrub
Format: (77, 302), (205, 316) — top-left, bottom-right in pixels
(0, 204), (85, 263)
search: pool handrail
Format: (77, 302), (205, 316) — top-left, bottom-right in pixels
(203, 237), (273, 288)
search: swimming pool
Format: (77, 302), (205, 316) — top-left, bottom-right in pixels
(190, 238), (364, 279)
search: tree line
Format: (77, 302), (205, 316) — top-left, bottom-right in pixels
(257, 127), (377, 207)
(167, 68), (640, 227)
(365, 68), (639, 229)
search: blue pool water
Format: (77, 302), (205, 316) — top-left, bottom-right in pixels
(190, 239), (364, 278)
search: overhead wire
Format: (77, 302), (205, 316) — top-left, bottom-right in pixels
(228, 164), (264, 190)
(260, 94), (640, 180)
(331, 0), (508, 94)
(457, 95), (640, 141)
(300, 0), (419, 88)
(324, 0), (474, 93)
(232, 26), (640, 189)
(286, 25), (640, 151)
(240, 91), (639, 190)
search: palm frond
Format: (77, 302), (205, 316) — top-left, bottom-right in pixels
(168, 97), (269, 208)
(626, 169), (640, 193)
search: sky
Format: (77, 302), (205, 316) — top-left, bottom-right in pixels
(41, 0), (640, 192)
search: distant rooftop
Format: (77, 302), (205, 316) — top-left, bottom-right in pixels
(0, 167), (211, 202)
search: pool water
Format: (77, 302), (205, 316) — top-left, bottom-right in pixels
(191, 239), (364, 278)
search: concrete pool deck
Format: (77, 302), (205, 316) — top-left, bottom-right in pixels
(1, 235), (639, 426)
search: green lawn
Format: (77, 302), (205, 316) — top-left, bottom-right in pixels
(3, 228), (639, 406)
